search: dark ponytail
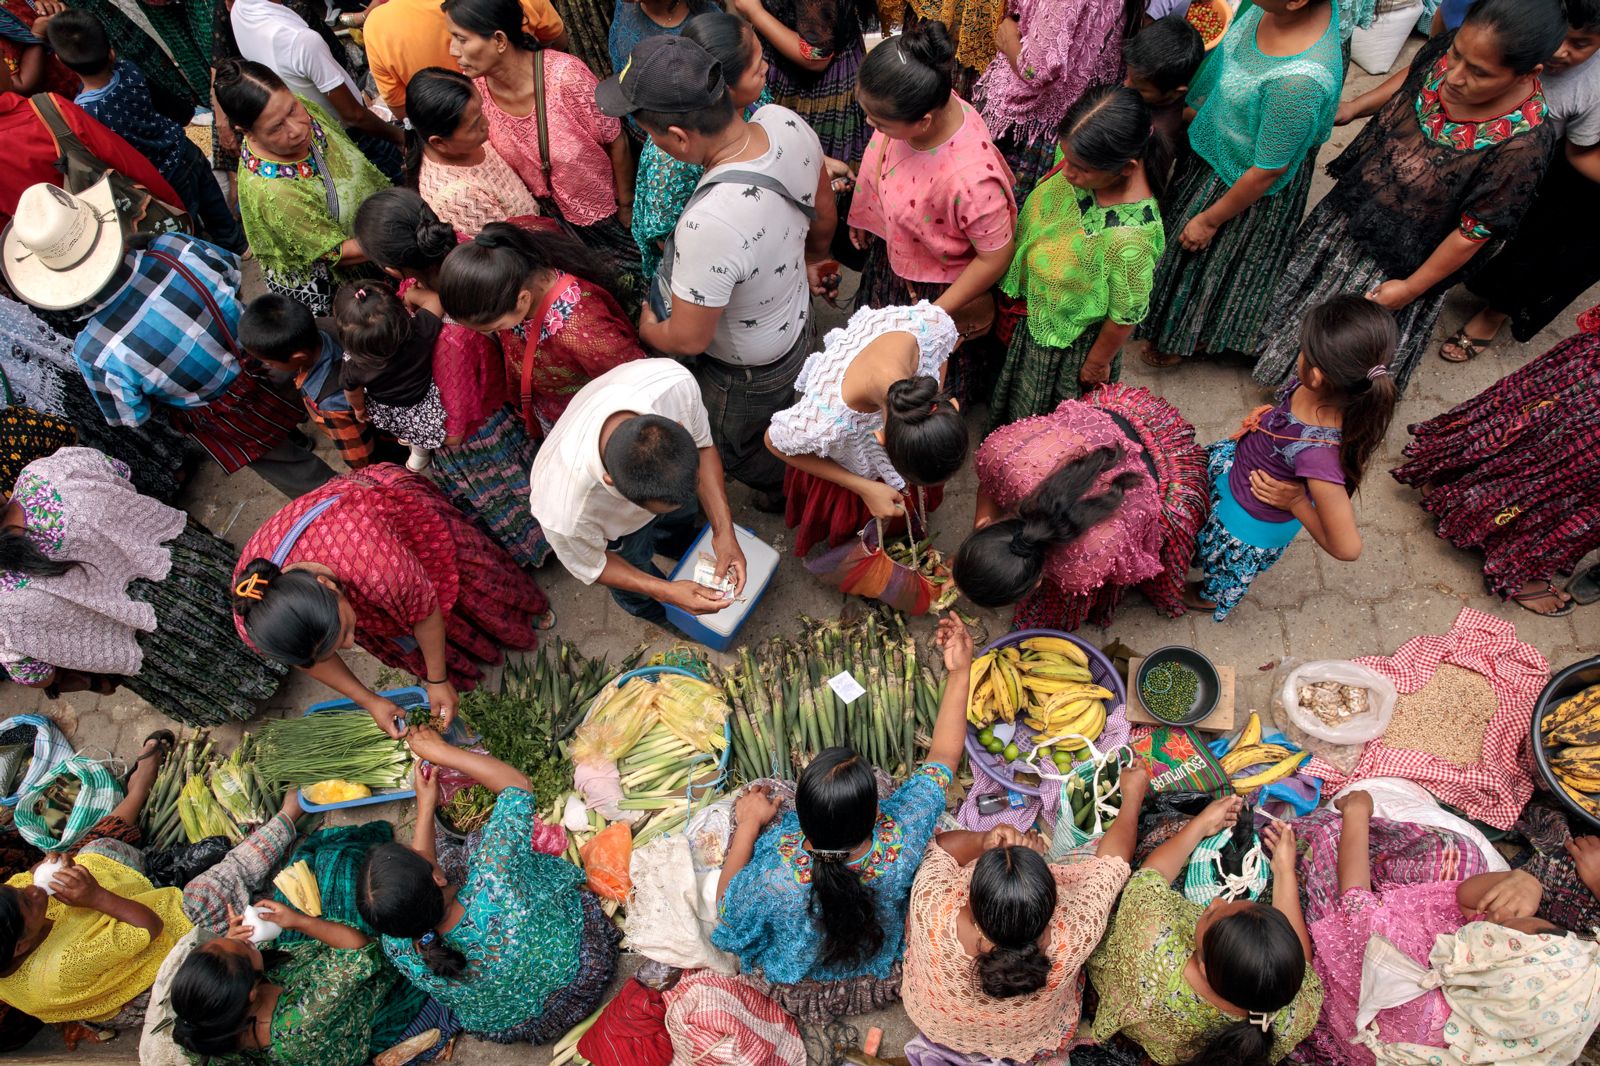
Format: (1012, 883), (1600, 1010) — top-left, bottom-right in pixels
(882, 376), (967, 487)
(231, 558), (341, 668)
(952, 445), (1142, 608)
(440, 0), (540, 52)
(357, 843), (469, 978)
(169, 943), (260, 1056)
(1297, 295), (1398, 491)
(1461, 0), (1568, 74)
(795, 748), (883, 969)
(352, 187), (459, 277)
(438, 221), (620, 327)
(1178, 904), (1305, 1066)
(403, 67), (476, 188)
(212, 58), (286, 135)
(1057, 83), (1175, 199)
(857, 20), (955, 123)
(0, 527), (75, 578)
(970, 845), (1056, 999)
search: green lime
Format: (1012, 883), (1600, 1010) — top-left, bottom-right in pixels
(1052, 750), (1074, 769)
(1002, 743), (1020, 762)
(1074, 747), (1093, 763)
(983, 737), (1005, 754)
(977, 727), (995, 744)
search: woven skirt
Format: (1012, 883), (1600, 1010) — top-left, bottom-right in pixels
(1137, 153), (1317, 360)
(987, 321), (1104, 431)
(1252, 198), (1447, 394)
(125, 523), (288, 725)
(993, 125), (1062, 203)
(56, 367), (191, 502)
(480, 890), (622, 1043)
(784, 469), (944, 557)
(431, 408), (551, 569)
(167, 370), (304, 474)
(1194, 440), (1290, 621)
(752, 964), (904, 1026)
(767, 40), (870, 164)
(1391, 327), (1600, 598)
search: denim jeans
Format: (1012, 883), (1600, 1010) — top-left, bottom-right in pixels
(169, 141), (245, 253)
(692, 319), (812, 495)
(606, 504), (703, 622)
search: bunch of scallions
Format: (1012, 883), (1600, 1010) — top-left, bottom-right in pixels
(254, 709), (417, 789)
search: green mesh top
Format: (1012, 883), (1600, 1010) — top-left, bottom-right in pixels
(1000, 160), (1165, 350)
(1184, 3), (1344, 195)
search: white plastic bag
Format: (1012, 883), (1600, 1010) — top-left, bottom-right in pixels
(1282, 660), (1398, 744)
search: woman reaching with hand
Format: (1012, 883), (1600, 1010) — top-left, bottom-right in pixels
(899, 763), (1148, 1063)
(1086, 795), (1322, 1065)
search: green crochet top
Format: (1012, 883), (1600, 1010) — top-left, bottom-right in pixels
(1000, 160), (1165, 350)
(1185, 3), (1344, 195)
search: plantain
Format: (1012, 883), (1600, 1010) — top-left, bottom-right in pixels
(1019, 637), (1090, 668)
(1230, 749), (1310, 791)
(1239, 712), (1262, 749)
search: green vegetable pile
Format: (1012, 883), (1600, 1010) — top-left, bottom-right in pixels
(1141, 662), (1200, 721)
(441, 783), (497, 834)
(140, 733), (281, 848)
(254, 710), (418, 790)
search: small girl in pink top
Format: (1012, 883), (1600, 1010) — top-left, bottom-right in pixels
(848, 21), (1017, 346)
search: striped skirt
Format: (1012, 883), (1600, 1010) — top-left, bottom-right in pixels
(1252, 198), (1447, 394)
(430, 408), (551, 569)
(125, 523), (288, 725)
(987, 320), (1104, 431)
(993, 125), (1062, 203)
(167, 370), (304, 474)
(1136, 153), (1317, 360)
(766, 40), (870, 164)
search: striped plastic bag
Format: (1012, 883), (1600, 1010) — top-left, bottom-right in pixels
(13, 753), (123, 851)
(0, 714), (73, 807)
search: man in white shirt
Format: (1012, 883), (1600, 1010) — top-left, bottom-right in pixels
(530, 359), (747, 625)
(228, 0), (403, 169)
(596, 36), (838, 511)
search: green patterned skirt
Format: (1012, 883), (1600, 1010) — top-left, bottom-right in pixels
(1135, 152), (1317, 360)
(124, 523), (287, 726)
(988, 320), (1107, 431)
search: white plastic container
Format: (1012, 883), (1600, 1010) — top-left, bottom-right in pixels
(664, 524), (778, 650)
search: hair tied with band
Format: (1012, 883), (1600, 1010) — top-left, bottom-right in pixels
(806, 846), (852, 862)
(234, 573), (269, 601)
(418, 931), (437, 947)
(1367, 364), (1389, 380)
(1248, 1010), (1277, 1033)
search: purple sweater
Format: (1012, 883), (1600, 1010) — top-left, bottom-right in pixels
(1228, 384), (1346, 523)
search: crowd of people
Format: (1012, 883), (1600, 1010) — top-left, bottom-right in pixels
(1, 0), (1600, 1058)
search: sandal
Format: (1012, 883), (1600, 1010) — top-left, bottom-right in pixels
(1141, 347), (1184, 369)
(535, 607), (558, 631)
(1439, 328), (1493, 363)
(123, 728), (175, 785)
(1567, 565), (1600, 606)
(1510, 582), (1575, 617)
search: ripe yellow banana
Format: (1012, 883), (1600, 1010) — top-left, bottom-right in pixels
(1230, 749), (1310, 791)
(1221, 744), (1292, 774)
(1239, 712), (1262, 749)
(1019, 637), (1090, 668)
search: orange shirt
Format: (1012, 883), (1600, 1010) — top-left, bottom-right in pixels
(364, 0), (564, 111)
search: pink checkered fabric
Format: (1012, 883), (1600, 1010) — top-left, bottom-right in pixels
(1305, 607), (1547, 830)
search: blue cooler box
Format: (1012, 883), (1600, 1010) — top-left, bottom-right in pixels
(664, 524), (778, 651)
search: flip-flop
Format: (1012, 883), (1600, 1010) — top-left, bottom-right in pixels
(1439, 328), (1493, 363)
(1567, 565), (1600, 606)
(1510, 582), (1575, 617)
(123, 728), (175, 785)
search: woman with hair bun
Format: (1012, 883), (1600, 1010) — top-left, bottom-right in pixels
(953, 385), (1209, 632)
(848, 20), (1017, 361)
(405, 67), (540, 237)
(712, 614), (974, 1022)
(765, 301), (965, 556)
(358, 729), (619, 1043)
(231, 465), (549, 738)
(900, 764), (1147, 1064)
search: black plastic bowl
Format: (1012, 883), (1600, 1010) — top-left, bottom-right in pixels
(1136, 646), (1221, 726)
(1530, 654), (1600, 832)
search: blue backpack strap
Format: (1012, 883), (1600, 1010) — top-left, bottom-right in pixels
(269, 495), (341, 566)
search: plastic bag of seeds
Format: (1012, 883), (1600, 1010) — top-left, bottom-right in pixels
(1274, 659), (1397, 771)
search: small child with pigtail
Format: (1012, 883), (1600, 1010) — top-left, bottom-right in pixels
(334, 282), (448, 472)
(1187, 295), (1398, 620)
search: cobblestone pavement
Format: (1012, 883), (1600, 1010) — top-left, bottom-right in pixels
(7, 41), (1600, 1066)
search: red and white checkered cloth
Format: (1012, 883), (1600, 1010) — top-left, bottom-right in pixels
(663, 971), (806, 1066)
(1305, 607), (1548, 830)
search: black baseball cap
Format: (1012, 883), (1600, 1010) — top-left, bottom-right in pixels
(595, 35), (727, 117)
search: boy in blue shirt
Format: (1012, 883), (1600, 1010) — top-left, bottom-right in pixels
(45, 9), (246, 253)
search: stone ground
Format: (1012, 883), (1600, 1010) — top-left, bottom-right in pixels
(7, 34), (1600, 1066)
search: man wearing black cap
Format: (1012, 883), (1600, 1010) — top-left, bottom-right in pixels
(596, 35), (837, 512)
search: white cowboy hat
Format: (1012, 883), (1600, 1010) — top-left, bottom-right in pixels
(1, 179), (125, 311)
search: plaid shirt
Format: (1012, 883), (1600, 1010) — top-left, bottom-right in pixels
(72, 234), (244, 427)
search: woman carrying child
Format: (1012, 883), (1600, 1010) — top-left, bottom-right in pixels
(764, 301), (965, 556)
(988, 85), (1168, 427)
(332, 280), (551, 568)
(1188, 296), (1397, 621)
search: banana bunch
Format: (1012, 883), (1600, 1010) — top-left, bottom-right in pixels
(967, 637), (1101, 729)
(1222, 713), (1311, 792)
(1545, 684), (1600, 813)
(272, 860), (322, 917)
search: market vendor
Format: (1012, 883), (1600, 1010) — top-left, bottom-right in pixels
(709, 613), (972, 1023)
(529, 358), (747, 626)
(357, 728), (620, 1043)
(231, 464), (550, 738)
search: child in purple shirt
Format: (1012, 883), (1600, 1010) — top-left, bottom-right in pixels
(45, 9), (246, 252)
(1187, 295), (1398, 619)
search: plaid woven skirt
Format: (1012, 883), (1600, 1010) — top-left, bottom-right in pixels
(1291, 807), (1490, 923)
(1194, 439), (1290, 621)
(785, 470), (944, 558)
(1136, 153), (1316, 360)
(431, 408), (551, 569)
(167, 370), (304, 474)
(988, 320), (1103, 431)
(767, 40), (870, 165)
(1253, 198), (1448, 394)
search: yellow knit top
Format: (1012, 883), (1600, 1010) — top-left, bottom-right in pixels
(0, 854), (193, 1022)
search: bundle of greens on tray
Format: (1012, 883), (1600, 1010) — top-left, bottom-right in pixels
(254, 710), (424, 790)
(140, 732), (281, 849)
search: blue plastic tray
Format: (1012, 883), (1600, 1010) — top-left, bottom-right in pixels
(295, 686), (477, 812)
(594, 666), (732, 795)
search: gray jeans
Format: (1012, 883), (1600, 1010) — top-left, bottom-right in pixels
(692, 319), (814, 495)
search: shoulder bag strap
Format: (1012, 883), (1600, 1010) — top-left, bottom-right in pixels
(520, 271), (575, 415)
(654, 164), (819, 295)
(269, 494), (343, 564)
(29, 94), (108, 185)
(145, 247), (243, 360)
(533, 49), (552, 184)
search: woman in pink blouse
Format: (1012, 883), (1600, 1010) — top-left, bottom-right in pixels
(442, 0), (642, 300)
(406, 67), (540, 237)
(848, 21), (1017, 354)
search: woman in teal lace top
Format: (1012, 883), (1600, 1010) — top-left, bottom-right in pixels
(632, 12), (773, 277)
(358, 729), (620, 1043)
(989, 85), (1168, 428)
(1137, 0), (1342, 366)
(711, 614), (973, 1024)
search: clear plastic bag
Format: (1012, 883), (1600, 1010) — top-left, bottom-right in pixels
(1274, 659), (1398, 772)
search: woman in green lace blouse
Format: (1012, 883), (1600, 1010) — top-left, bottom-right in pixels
(989, 85), (1167, 430)
(216, 59), (390, 317)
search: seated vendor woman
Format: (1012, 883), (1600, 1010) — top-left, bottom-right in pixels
(711, 613), (973, 1023)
